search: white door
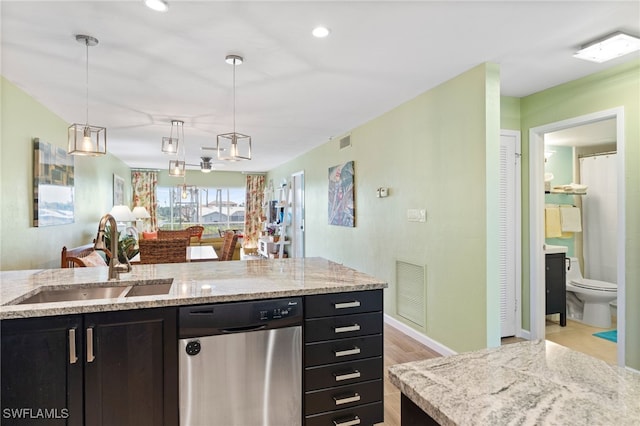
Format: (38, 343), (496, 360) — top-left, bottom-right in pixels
(291, 171), (304, 258)
(499, 131), (521, 337)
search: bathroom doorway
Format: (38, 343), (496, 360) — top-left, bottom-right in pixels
(529, 108), (626, 366)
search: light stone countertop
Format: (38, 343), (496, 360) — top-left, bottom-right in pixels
(0, 257), (387, 320)
(388, 340), (640, 426)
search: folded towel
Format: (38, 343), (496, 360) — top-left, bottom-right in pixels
(560, 206), (582, 232)
(545, 207), (562, 238)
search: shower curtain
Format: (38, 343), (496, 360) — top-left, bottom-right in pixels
(580, 153), (617, 283)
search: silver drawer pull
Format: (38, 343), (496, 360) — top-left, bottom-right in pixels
(335, 324), (360, 334)
(335, 347), (361, 357)
(334, 416), (361, 426)
(86, 327), (95, 363)
(335, 301), (360, 309)
(68, 328), (78, 364)
(334, 393), (361, 406)
(334, 370), (361, 382)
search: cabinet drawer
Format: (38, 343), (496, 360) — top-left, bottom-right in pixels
(305, 312), (382, 343)
(305, 357), (383, 391)
(305, 379), (383, 416)
(305, 290), (382, 318)
(305, 401), (383, 426)
(305, 335), (382, 367)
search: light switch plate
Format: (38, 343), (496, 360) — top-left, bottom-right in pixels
(407, 209), (426, 222)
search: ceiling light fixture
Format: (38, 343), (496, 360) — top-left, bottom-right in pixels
(573, 31), (640, 63)
(162, 119), (183, 154)
(144, 0), (169, 12)
(68, 35), (106, 156)
(217, 55), (252, 161)
(312, 26), (330, 38)
(168, 120), (186, 177)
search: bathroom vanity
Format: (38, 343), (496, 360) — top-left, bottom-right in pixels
(0, 258), (387, 426)
(545, 246), (567, 326)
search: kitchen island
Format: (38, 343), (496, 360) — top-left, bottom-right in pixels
(1, 257), (387, 426)
(388, 339), (640, 426)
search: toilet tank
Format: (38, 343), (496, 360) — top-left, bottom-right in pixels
(566, 257), (582, 282)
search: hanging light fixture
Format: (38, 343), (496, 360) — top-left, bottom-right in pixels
(68, 34), (107, 156)
(200, 156), (213, 173)
(217, 55), (252, 161)
(168, 119), (186, 177)
(162, 119), (182, 154)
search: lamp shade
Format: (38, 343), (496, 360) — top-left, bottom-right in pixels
(169, 160), (186, 177)
(132, 206), (151, 219)
(109, 205), (135, 222)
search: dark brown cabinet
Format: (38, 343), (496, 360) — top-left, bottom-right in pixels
(304, 290), (384, 425)
(1, 308), (177, 426)
(545, 253), (566, 326)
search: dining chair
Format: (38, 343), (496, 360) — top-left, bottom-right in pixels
(157, 229), (192, 240)
(219, 231), (238, 261)
(186, 225), (205, 243)
(138, 238), (188, 264)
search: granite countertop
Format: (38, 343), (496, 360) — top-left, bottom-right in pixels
(0, 257), (387, 320)
(388, 340), (640, 426)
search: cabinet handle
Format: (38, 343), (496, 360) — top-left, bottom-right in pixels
(333, 393), (361, 406)
(86, 327), (95, 363)
(334, 347), (361, 357)
(335, 301), (360, 309)
(68, 328), (78, 364)
(333, 416), (361, 426)
(335, 324), (360, 334)
(334, 370), (361, 382)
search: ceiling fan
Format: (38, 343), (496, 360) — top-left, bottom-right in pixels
(185, 155), (224, 173)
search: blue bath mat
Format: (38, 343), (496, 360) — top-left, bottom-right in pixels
(593, 329), (617, 343)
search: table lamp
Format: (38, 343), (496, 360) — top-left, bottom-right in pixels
(132, 206), (151, 232)
(109, 205), (136, 232)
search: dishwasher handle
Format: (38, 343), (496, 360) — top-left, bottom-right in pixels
(221, 324), (266, 334)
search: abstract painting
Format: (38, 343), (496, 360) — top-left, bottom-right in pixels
(328, 161), (355, 227)
(33, 138), (75, 227)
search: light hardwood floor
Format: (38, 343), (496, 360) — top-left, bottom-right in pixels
(379, 323), (441, 426)
(544, 317), (617, 364)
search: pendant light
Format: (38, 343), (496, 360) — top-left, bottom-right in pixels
(168, 119), (186, 177)
(68, 34), (107, 156)
(217, 55), (251, 161)
(162, 119), (182, 154)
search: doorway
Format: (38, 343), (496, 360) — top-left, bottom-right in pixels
(290, 171), (305, 258)
(529, 108), (626, 366)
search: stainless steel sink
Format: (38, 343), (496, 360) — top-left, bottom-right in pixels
(17, 286), (129, 304)
(13, 279), (174, 305)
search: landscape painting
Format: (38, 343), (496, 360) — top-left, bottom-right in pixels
(328, 161), (355, 227)
(33, 138), (75, 227)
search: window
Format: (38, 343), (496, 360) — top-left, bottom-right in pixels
(157, 186), (245, 237)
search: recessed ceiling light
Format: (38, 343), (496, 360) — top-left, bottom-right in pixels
(312, 26), (330, 38)
(573, 32), (640, 63)
(145, 0), (169, 12)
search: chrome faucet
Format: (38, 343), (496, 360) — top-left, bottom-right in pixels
(94, 213), (132, 280)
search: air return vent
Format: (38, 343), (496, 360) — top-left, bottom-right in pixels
(396, 260), (426, 327)
(339, 135), (351, 150)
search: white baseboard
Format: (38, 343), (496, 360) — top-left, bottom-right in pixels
(384, 314), (457, 356)
(517, 328), (532, 340)
(626, 366), (640, 374)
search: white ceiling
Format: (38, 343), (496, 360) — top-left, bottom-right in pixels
(2, 1), (638, 172)
(545, 119), (617, 148)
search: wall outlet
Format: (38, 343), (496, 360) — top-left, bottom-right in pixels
(407, 209), (426, 222)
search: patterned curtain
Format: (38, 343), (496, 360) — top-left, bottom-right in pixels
(244, 175), (265, 249)
(131, 171), (158, 230)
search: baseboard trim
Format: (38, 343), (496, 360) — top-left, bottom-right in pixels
(384, 314), (457, 356)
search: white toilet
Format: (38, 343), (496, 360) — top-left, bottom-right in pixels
(565, 257), (617, 328)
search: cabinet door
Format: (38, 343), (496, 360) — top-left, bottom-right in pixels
(545, 253), (566, 315)
(1, 316), (83, 426)
(83, 308), (177, 426)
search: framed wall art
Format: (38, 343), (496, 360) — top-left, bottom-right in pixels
(328, 161), (355, 227)
(113, 174), (125, 206)
(33, 138), (75, 227)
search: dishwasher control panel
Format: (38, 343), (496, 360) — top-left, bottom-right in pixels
(179, 297), (303, 338)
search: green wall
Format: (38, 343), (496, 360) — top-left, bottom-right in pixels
(269, 64), (501, 352)
(520, 59), (640, 369)
(1, 77), (131, 270)
(544, 145), (576, 255)
(157, 169), (247, 188)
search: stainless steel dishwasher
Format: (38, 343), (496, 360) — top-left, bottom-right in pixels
(179, 297), (302, 426)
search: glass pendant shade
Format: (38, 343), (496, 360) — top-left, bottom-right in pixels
(68, 124), (107, 155)
(217, 132), (252, 161)
(161, 136), (178, 154)
(168, 160), (185, 177)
